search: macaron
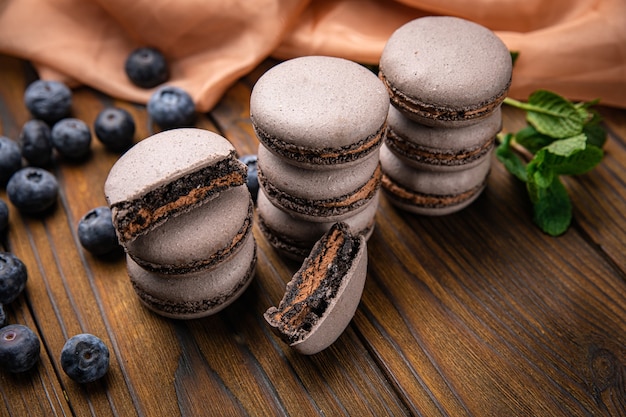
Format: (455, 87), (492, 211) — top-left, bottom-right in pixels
(104, 128), (247, 243)
(385, 105), (502, 171)
(125, 185), (253, 275)
(257, 143), (381, 221)
(379, 16), (512, 127)
(264, 222), (367, 355)
(257, 187), (379, 261)
(250, 56), (389, 169)
(127, 231), (257, 320)
(380, 143), (491, 215)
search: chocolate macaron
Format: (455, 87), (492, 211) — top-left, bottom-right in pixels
(380, 143), (491, 215)
(264, 222), (367, 355)
(104, 128), (247, 244)
(379, 16), (512, 127)
(125, 185), (253, 275)
(250, 56), (389, 169)
(385, 105), (502, 171)
(127, 232), (257, 319)
(257, 143), (381, 221)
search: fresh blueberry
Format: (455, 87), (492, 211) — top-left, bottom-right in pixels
(60, 333), (110, 383)
(77, 206), (120, 255)
(19, 119), (53, 166)
(0, 136), (23, 184)
(0, 252), (27, 305)
(51, 118), (92, 159)
(0, 324), (40, 373)
(0, 305), (6, 328)
(238, 154), (259, 203)
(124, 47), (169, 89)
(94, 107), (136, 152)
(147, 86), (196, 130)
(0, 199), (7, 232)
(24, 80), (72, 124)
(7, 167), (59, 214)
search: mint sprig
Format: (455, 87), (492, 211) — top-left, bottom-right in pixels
(496, 90), (606, 236)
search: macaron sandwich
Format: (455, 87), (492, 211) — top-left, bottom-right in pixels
(251, 55), (389, 261)
(105, 128), (256, 319)
(378, 16), (512, 215)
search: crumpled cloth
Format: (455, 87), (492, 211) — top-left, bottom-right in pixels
(1, 0), (624, 112)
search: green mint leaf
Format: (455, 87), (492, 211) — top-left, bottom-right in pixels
(584, 123), (607, 148)
(538, 134), (604, 175)
(527, 157), (554, 189)
(525, 90), (587, 138)
(531, 177), (572, 236)
(514, 126), (556, 154)
(496, 133), (527, 181)
(510, 51), (520, 66)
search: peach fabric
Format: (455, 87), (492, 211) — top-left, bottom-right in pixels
(0, 0), (624, 111)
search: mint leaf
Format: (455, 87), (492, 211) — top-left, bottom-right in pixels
(531, 177), (572, 236)
(514, 126), (555, 154)
(539, 135), (604, 176)
(496, 133), (527, 181)
(526, 90), (587, 138)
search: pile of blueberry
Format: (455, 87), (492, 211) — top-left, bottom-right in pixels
(0, 46), (261, 382)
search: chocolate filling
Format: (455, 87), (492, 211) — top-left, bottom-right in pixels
(129, 198), (254, 274)
(252, 119), (385, 166)
(379, 70), (511, 123)
(385, 128), (495, 167)
(381, 173), (487, 208)
(258, 164), (382, 218)
(264, 222), (361, 344)
(112, 155), (246, 242)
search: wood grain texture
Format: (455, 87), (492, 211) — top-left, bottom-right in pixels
(0, 54), (624, 417)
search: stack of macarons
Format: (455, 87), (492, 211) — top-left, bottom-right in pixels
(104, 128), (257, 319)
(250, 55), (390, 260)
(378, 16), (513, 215)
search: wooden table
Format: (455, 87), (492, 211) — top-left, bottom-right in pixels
(0, 54), (624, 417)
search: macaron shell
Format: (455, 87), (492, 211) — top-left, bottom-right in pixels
(127, 232), (257, 319)
(386, 106), (501, 171)
(126, 185), (253, 274)
(289, 235), (368, 355)
(379, 16), (512, 126)
(105, 128), (236, 205)
(257, 144), (380, 201)
(257, 188), (379, 261)
(250, 56), (389, 150)
(380, 143), (491, 196)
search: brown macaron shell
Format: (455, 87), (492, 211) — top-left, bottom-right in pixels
(127, 232), (257, 320)
(386, 106), (502, 171)
(379, 16), (512, 127)
(250, 56), (389, 169)
(257, 187), (379, 261)
(126, 185), (253, 275)
(258, 144), (381, 222)
(380, 143), (491, 215)
(104, 128), (247, 244)
(264, 222), (367, 355)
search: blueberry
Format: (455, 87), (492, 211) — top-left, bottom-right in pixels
(147, 86), (196, 129)
(238, 154), (259, 203)
(0, 305), (6, 328)
(7, 167), (59, 214)
(0, 136), (23, 184)
(19, 119), (53, 166)
(124, 47), (169, 89)
(60, 333), (110, 383)
(0, 324), (40, 373)
(24, 80), (72, 124)
(94, 107), (136, 152)
(77, 206), (120, 255)
(0, 199), (7, 232)
(0, 252), (27, 305)
(51, 118), (92, 159)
